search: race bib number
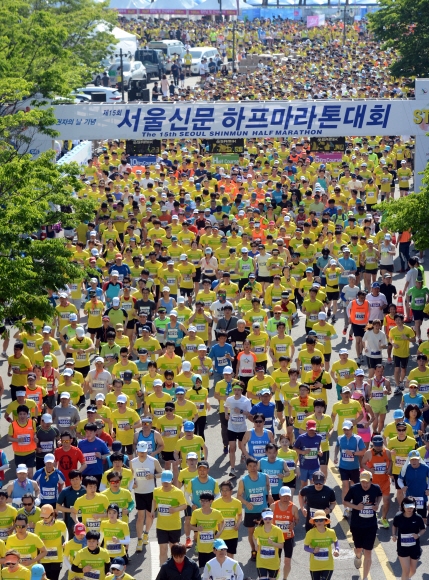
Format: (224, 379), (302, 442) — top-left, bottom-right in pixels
(18, 435), (31, 446)
(0, 529), (8, 538)
(158, 504), (170, 515)
(359, 507), (374, 518)
(296, 412), (305, 422)
(92, 382), (105, 391)
(224, 518), (235, 529)
(196, 324), (206, 332)
(106, 543), (122, 553)
(76, 353), (87, 361)
(309, 313), (318, 322)
(84, 453), (97, 465)
(153, 408), (164, 416)
(355, 312), (365, 320)
(84, 571), (101, 580)
(372, 391), (384, 399)
(268, 475), (279, 486)
(136, 469), (150, 478)
(45, 548), (58, 560)
(228, 409), (245, 424)
(86, 518), (100, 529)
(164, 427), (178, 438)
(314, 548), (329, 561)
(260, 546), (275, 559)
(40, 441), (53, 452)
(304, 448), (318, 460)
(395, 456), (407, 468)
(303, 364), (312, 372)
(254, 345), (264, 353)
(374, 462), (386, 474)
(42, 487), (56, 499)
(58, 417), (71, 427)
(217, 357), (227, 366)
(252, 445), (266, 458)
(250, 493), (263, 506)
(341, 451), (354, 462)
(415, 497), (425, 509)
(199, 531), (214, 543)
(401, 533), (416, 547)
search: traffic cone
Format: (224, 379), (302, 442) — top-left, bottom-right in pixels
(396, 290), (404, 315)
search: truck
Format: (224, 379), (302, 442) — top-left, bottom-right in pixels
(135, 49), (166, 81)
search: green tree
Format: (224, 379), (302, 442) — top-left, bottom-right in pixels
(376, 166), (429, 251)
(368, 0), (429, 78)
(0, 0), (117, 322)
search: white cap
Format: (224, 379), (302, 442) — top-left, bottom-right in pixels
(59, 292), (68, 298)
(279, 486), (292, 497)
(110, 270), (119, 276)
(223, 366), (233, 374)
(137, 441), (148, 452)
(42, 326), (51, 333)
(342, 420), (354, 430)
(177, 297), (185, 304)
(180, 254), (187, 260)
(112, 297), (120, 306)
(187, 452), (198, 459)
(170, 310), (178, 316)
(284, 216), (291, 221)
(117, 395), (127, 404)
(76, 327), (85, 337)
(95, 393), (105, 401)
(167, 260), (175, 265)
(198, 344), (207, 351)
(60, 391), (71, 399)
(153, 379), (163, 387)
(16, 464), (28, 473)
(16, 390), (26, 397)
(182, 361), (191, 371)
(318, 312), (327, 320)
(41, 413), (53, 423)
(162, 286), (170, 292)
(62, 369), (74, 377)
(339, 348), (348, 355)
(94, 356), (104, 363)
(188, 326), (197, 332)
(44, 453), (55, 463)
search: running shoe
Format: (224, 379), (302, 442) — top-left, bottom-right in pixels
(185, 537), (193, 548)
(142, 531), (149, 545)
(380, 518), (389, 528)
(354, 555), (362, 569)
(136, 538), (143, 552)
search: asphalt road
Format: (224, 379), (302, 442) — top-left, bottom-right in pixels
(0, 241), (427, 580)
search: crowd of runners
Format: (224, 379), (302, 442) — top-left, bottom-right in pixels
(1, 12), (428, 580)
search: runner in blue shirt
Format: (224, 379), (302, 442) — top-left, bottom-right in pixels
(33, 453), (66, 507)
(250, 389), (276, 433)
(293, 420), (323, 485)
(78, 424), (110, 486)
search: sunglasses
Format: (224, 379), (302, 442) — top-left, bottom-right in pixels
(4, 563), (17, 566)
(61, 439), (71, 443)
(22, 502), (33, 506)
(313, 518), (326, 522)
(397, 428), (406, 432)
(254, 420), (264, 424)
(15, 525), (26, 528)
(110, 480), (120, 484)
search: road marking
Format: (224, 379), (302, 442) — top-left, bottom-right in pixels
(150, 540), (160, 577)
(328, 461), (396, 580)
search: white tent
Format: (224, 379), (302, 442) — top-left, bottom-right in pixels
(106, 0), (150, 10)
(191, 0), (238, 14)
(143, 0), (197, 13)
(95, 23), (138, 54)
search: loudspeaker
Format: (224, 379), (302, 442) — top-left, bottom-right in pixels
(129, 83), (150, 102)
(90, 92), (107, 102)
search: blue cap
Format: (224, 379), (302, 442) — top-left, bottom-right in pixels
(305, 267), (313, 273)
(31, 565), (46, 580)
(111, 557), (126, 566)
(161, 470), (173, 483)
(409, 450), (420, 459)
(175, 386), (186, 395)
(371, 282), (380, 288)
(393, 409), (404, 419)
(356, 198), (363, 203)
(213, 539), (228, 550)
(183, 421), (195, 432)
(196, 183), (202, 189)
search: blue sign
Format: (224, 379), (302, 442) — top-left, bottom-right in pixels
(129, 155), (157, 166)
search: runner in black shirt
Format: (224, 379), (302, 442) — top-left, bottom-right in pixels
(392, 496), (426, 577)
(343, 471), (382, 577)
(299, 470), (336, 531)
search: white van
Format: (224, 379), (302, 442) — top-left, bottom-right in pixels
(147, 40), (185, 72)
(187, 47), (220, 75)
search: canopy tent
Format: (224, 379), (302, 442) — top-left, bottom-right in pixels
(94, 23), (138, 53)
(141, 0), (197, 13)
(189, 0), (238, 14)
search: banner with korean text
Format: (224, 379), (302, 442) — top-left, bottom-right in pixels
(52, 100), (422, 141)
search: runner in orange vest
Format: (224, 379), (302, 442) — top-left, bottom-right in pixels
(271, 485), (299, 580)
(362, 434), (392, 529)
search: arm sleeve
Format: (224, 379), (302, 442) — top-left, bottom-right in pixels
(304, 545), (315, 554)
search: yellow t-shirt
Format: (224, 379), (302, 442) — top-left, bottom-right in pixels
(190, 508), (224, 553)
(153, 485), (186, 530)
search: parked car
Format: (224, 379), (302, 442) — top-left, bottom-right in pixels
(188, 47), (220, 75)
(107, 61), (147, 90)
(75, 86), (122, 103)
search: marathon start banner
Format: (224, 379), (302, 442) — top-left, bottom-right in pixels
(52, 100), (428, 141)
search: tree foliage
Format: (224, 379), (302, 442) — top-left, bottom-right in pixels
(0, 0), (117, 322)
(376, 165), (429, 251)
(368, 0), (429, 78)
